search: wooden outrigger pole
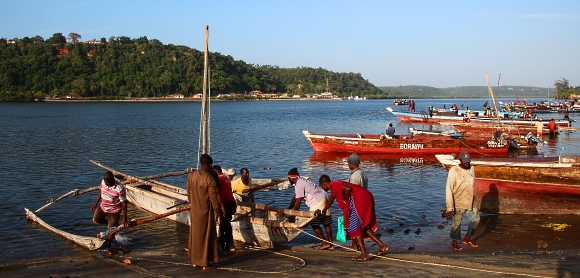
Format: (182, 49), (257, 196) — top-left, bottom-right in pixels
(25, 208), (105, 250)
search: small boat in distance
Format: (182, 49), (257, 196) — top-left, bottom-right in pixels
(393, 99), (410, 106)
(302, 130), (510, 154)
(436, 154), (580, 215)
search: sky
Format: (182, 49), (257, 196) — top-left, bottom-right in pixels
(1, 0), (579, 88)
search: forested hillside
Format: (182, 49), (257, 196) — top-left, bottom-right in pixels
(0, 33), (382, 101)
(377, 85), (553, 99)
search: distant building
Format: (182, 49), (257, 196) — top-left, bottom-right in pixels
(85, 39), (101, 44)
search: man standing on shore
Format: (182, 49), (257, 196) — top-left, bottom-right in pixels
(213, 165), (237, 253)
(91, 171), (128, 232)
(319, 175), (389, 261)
(347, 153), (368, 190)
(187, 154), (222, 270)
(444, 152), (480, 251)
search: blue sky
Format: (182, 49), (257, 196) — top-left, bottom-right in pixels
(2, 0), (579, 88)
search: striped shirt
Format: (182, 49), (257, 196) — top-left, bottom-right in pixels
(99, 179), (127, 214)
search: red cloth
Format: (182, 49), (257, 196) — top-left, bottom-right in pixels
(329, 180), (377, 237)
(218, 174), (235, 202)
(548, 120), (557, 132)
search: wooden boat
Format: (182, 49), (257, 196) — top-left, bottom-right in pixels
(302, 130), (510, 154)
(386, 107), (570, 127)
(393, 99), (410, 106)
(91, 160), (313, 247)
(435, 154), (580, 215)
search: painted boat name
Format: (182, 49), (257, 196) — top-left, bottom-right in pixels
(400, 143), (424, 149)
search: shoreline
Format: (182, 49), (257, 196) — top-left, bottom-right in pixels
(2, 244), (577, 277)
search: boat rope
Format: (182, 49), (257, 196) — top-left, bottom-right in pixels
(271, 137), (304, 150)
(298, 230), (550, 278)
(458, 140), (491, 156)
(115, 246), (306, 274)
(103, 257), (172, 278)
(349, 110), (389, 121)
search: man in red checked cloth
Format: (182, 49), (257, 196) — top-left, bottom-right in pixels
(318, 175), (389, 261)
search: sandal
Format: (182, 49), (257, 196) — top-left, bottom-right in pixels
(352, 256), (369, 261)
(377, 246), (390, 256)
(202, 264), (217, 270)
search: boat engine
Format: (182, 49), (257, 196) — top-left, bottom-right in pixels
(526, 132), (545, 146)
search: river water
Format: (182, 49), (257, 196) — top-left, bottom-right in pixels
(2, 98), (579, 264)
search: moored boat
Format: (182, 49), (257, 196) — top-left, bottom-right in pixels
(435, 154), (580, 215)
(302, 130), (510, 154)
(386, 107), (570, 127)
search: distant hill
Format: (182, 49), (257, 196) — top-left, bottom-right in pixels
(377, 85), (552, 99)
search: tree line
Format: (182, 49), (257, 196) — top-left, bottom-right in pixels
(0, 33), (384, 101)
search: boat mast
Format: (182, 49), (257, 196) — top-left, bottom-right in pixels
(201, 25), (209, 154)
(486, 72), (501, 123)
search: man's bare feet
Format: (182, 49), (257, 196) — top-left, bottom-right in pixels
(463, 241), (479, 248)
(451, 240), (462, 251)
(317, 243), (333, 250)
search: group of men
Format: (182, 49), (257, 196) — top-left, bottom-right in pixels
(90, 150), (480, 269)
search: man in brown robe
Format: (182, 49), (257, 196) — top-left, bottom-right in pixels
(187, 153), (222, 270)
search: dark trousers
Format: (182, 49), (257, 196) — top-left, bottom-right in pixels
(92, 206), (120, 229)
(219, 201), (237, 251)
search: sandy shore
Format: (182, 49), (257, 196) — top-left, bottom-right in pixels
(2, 242), (578, 278)
(5, 212), (580, 277)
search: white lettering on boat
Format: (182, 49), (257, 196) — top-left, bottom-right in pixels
(399, 143), (424, 149)
(400, 157), (424, 164)
(344, 141), (359, 145)
(486, 141), (506, 148)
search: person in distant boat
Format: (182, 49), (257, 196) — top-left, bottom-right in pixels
(386, 123), (395, 138)
(91, 171), (129, 231)
(212, 165), (237, 253)
(444, 152), (480, 251)
(286, 168), (334, 250)
(319, 175), (389, 261)
(187, 154), (221, 270)
(535, 119), (544, 137)
(548, 118), (557, 138)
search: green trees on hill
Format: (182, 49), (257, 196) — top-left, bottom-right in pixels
(0, 34), (381, 101)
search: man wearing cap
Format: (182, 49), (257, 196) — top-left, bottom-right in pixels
(347, 153), (368, 190)
(224, 168), (238, 181)
(287, 168), (334, 250)
(444, 151), (480, 251)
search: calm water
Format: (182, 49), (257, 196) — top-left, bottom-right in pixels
(1, 98), (579, 264)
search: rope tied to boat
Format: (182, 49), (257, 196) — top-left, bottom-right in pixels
(298, 229), (550, 278)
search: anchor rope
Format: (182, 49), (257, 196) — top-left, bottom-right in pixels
(298, 229), (549, 278)
(114, 246), (306, 274)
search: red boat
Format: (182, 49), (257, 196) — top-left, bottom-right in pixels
(436, 154), (580, 215)
(302, 130), (510, 154)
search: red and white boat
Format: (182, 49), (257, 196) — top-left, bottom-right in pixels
(436, 154), (580, 215)
(302, 130), (510, 154)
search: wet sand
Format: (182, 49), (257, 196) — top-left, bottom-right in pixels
(4, 216), (580, 278)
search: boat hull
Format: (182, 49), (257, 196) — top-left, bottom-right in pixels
(125, 184), (310, 247)
(475, 178), (580, 214)
(436, 154), (580, 214)
(303, 131), (510, 154)
(387, 108), (569, 127)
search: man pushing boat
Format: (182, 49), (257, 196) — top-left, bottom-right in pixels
(91, 171), (129, 235)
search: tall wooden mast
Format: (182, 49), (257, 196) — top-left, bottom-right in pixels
(201, 25), (209, 154)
